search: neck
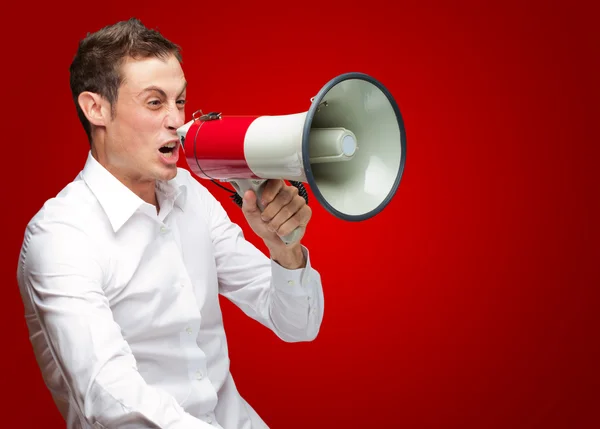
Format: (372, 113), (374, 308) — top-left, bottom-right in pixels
(91, 142), (158, 208)
(128, 180), (158, 207)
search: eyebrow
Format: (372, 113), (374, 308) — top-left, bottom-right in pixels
(140, 82), (187, 98)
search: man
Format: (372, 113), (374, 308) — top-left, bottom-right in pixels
(16, 17), (324, 429)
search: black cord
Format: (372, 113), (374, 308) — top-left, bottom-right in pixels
(211, 180), (309, 208)
(230, 193), (244, 208)
(289, 180), (309, 204)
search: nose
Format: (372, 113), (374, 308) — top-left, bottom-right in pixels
(165, 104), (185, 130)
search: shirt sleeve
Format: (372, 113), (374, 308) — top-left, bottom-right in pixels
(17, 221), (213, 429)
(199, 185), (325, 343)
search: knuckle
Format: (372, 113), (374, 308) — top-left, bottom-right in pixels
(281, 189), (294, 204)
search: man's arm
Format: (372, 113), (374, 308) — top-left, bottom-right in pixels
(191, 179), (325, 343)
(17, 221), (213, 429)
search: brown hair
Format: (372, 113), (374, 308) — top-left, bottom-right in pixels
(69, 18), (182, 145)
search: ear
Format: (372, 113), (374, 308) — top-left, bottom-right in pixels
(77, 91), (110, 127)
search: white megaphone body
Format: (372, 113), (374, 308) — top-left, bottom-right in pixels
(176, 72), (406, 245)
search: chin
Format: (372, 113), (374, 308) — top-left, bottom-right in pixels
(157, 166), (179, 182)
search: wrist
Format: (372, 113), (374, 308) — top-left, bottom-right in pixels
(266, 241), (306, 269)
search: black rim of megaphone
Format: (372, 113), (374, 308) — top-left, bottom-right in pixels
(302, 72), (407, 221)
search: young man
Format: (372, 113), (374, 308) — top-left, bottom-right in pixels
(16, 18), (324, 429)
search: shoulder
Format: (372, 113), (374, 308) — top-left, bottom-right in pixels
(19, 177), (110, 271)
(28, 176), (106, 232)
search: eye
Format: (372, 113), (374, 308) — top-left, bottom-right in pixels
(176, 99), (187, 107)
(148, 100), (161, 107)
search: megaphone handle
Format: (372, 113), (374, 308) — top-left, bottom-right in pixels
(228, 179), (305, 246)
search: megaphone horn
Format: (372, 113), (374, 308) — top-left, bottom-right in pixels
(177, 72), (407, 245)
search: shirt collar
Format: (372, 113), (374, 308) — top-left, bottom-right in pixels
(81, 151), (187, 232)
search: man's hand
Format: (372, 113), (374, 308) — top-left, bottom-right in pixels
(241, 179), (311, 269)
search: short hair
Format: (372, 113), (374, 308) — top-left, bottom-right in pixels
(69, 18), (182, 145)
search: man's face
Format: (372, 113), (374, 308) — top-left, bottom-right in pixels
(102, 54), (187, 184)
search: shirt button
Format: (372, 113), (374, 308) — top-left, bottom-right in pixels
(196, 370), (203, 380)
(186, 327), (193, 334)
(160, 226), (167, 233)
(287, 280), (294, 286)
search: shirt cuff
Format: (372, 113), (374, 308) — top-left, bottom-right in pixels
(270, 246), (316, 297)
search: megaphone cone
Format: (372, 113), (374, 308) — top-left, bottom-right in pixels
(177, 72), (406, 244)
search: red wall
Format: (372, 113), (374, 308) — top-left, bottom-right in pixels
(3, 1), (598, 428)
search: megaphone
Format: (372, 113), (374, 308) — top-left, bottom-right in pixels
(176, 72), (406, 245)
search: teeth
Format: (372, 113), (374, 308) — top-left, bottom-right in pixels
(162, 141), (177, 149)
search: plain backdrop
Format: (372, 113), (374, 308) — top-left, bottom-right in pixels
(2, 0), (598, 428)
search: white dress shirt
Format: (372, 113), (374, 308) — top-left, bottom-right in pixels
(16, 152), (324, 429)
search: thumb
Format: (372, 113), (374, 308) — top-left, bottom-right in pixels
(241, 190), (261, 217)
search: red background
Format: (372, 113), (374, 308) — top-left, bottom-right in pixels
(3, 1), (598, 428)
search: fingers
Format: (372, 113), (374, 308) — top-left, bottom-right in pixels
(260, 181), (297, 222)
(260, 179), (284, 207)
(261, 188), (312, 236)
(274, 204), (312, 237)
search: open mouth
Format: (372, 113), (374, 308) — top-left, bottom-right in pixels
(159, 141), (178, 158)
